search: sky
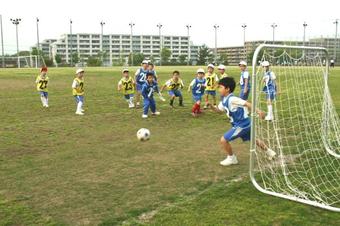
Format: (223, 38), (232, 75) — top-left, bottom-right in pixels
(1, 0), (339, 54)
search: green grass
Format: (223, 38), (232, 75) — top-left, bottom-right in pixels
(0, 66), (339, 225)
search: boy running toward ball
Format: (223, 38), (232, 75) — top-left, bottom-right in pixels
(216, 77), (276, 166)
(35, 66), (49, 108)
(72, 68), (85, 115)
(118, 68), (136, 108)
(188, 68), (206, 117)
(160, 70), (184, 107)
(141, 72), (161, 118)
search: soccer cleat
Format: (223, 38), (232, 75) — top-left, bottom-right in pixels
(75, 111), (84, 115)
(191, 112), (197, 117)
(220, 155), (238, 166)
(152, 111), (160, 116)
(265, 115), (273, 121)
(142, 114), (148, 118)
(203, 105), (208, 109)
(266, 149), (277, 160)
(44, 105), (49, 108)
(128, 103), (135, 108)
(136, 102), (140, 107)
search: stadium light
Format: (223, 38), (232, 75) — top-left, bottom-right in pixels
(157, 23), (163, 66)
(36, 18), (40, 60)
(242, 23), (247, 60)
(303, 22), (308, 46)
(129, 22), (135, 66)
(186, 24), (191, 66)
(213, 24), (219, 64)
(10, 18), (21, 68)
(69, 19), (73, 66)
(100, 21), (106, 62)
(334, 19), (338, 62)
(0, 15), (4, 68)
(271, 23), (277, 43)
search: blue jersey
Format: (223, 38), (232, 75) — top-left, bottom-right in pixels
(135, 68), (148, 85)
(190, 78), (206, 96)
(240, 70), (250, 89)
(262, 71), (276, 93)
(220, 93), (250, 127)
(141, 81), (159, 99)
(148, 70), (157, 81)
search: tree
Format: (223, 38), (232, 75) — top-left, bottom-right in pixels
(128, 53), (145, 66)
(178, 55), (187, 65)
(87, 56), (102, 66)
(218, 53), (228, 65)
(197, 45), (213, 65)
(71, 52), (79, 64)
(54, 54), (62, 64)
(161, 48), (171, 64)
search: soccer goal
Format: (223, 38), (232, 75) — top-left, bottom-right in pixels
(1, 55), (45, 68)
(250, 44), (340, 212)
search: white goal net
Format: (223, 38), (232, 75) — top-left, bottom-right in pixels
(1, 55), (45, 68)
(250, 44), (340, 212)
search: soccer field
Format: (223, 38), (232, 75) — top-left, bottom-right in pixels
(0, 66), (339, 225)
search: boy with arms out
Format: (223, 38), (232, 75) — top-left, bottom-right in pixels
(72, 69), (85, 115)
(239, 61), (250, 100)
(118, 68), (136, 108)
(188, 68), (206, 117)
(216, 77), (276, 166)
(204, 64), (219, 109)
(160, 70), (184, 107)
(141, 72), (161, 119)
(35, 66), (49, 108)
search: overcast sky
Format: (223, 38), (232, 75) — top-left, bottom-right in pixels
(1, 0), (339, 53)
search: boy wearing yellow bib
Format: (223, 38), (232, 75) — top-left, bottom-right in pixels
(118, 68), (136, 108)
(204, 64), (219, 109)
(35, 67), (49, 108)
(160, 70), (184, 107)
(72, 68), (85, 115)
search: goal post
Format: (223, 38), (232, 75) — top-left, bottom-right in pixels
(250, 44), (340, 212)
(0, 55), (46, 68)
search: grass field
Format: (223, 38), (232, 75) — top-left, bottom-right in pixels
(0, 66), (339, 226)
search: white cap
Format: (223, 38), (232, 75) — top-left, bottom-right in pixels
(239, 61), (247, 66)
(122, 68), (129, 73)
(197, 68), (205, 74)
(262, 61), (270, 67)
(142, 60), (149, 64)
(218, 64), (226, 70)
(76, 68), (84, 74)
(207, 63), (215, 69)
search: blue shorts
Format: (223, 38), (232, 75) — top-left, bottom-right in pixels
(205, 90), (216, 96)
(224, 124), (251, 142)
(192, 94), (203, 102)
(265, 91), (276, 100)
(74, 95), (84, 103)
(239, 88), (250, 100)
(39, 91), (48, 98)
(168, 90), (182, 97)
(124, 94), (134, 100)
(136, 83), (143, 92)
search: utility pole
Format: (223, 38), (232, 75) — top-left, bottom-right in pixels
(213, 24), (219, 63)
(334, 19), (338, 62)
(157, 23), (163, 66)
(36, 17), (40, 66)
(70, 19), (73, 66)
(100, 21), (105, 63)
(271, 23), (277, 43)
(129, 22), (135, 66)
(10, 18), (21, 68)
(0, 15), (4, 68)
(186, 24), (191, 65)
(303, 21), (308, 46)
(242, 23), (247, 60)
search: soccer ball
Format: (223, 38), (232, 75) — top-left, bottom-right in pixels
(137, 128), (151, 141)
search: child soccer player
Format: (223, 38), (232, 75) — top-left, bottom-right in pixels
(188, 68), (206, 117)
(262, 61), (278, 121)
(141, 72), (161, 118)
(204, 64), (219, 109)
(135, 60), (149, 107)
(160, 70), (184, 107)
(118, 68), (136, 108)
(216, 77), (276, 166)
(239, 61), (250, 100)
(218, 64), (228, 79)
(72, 68), (85, 115)
(35, 66), (49, 108)
(148, 62), (158, 81)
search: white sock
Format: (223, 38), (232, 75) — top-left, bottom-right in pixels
(77, 101), (83, 112)
(267, 105), (273, 116)
(45, 97), (49, 106)
(40, 96), (46, 106)
(129, 97), (134, 105)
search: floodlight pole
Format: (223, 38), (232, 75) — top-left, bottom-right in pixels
(157, 23), (163, 66)
(213, 24), (219, 63)
(100, 21), (105, 63)
(334, 19), (338, 62)
(10, 18), (21, 68)
(242, 23), (247, 60)
(303, 22), (308, 46)
(186, 24), (191, 65)
(271, 23), (277, 43)
(0, 15), (4, 68)
(70, 19), (73, 66)
(36, 17), (40, 65)
(129, 22), (135, 66)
